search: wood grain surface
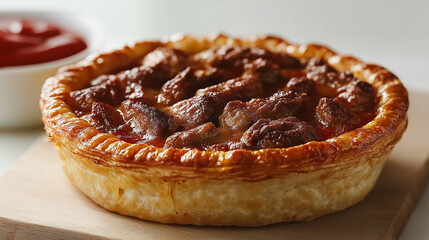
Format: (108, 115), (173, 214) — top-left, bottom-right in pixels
(0, 90), (428, 240)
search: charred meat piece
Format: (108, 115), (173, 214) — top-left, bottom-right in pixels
(244, 58), (282, 84)
(285, 77), (316, 95)
(194, 46), (300, 69)
(141, 47), (187, 77)
(193, 67), (238, 86)
(240, 117), (319, 149)
(125, 87), (158, 106)
(195, 75), (263, 100)
(219, 91), (309, 130)
(305, 58), (357, 97)
(193, 67), (242, 92)
(91, 102), (125, 132)
(89, 102), (141, 143)
(169, 75), (264, 129)
(315, 97), (360, 139)
(158, 66), (241, 106)
(120, 99), (180, 146)
(305, 58), (337, 74)
(158, 65), (243, 106)
(116, 66), (169, 89)
(168, 93), (227, 130)
(315, 97), (354, 126)
(157, 67), (197, 105)
(69, 79), (124, 113)
(335, 79), (375, 112)
(164, 122), (219, 149)
(193, 46), (253, 68)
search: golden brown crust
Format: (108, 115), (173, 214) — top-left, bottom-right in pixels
(56, 142), (390, 226)
(40, 34), (409, 225)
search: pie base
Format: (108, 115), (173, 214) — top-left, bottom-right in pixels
(51, 122), (401, 226)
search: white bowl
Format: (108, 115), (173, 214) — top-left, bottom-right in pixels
(0, 11), (104, 128)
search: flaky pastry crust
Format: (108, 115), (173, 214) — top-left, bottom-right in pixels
(40, 34), (408, 226)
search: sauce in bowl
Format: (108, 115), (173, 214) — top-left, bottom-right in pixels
(0, 18), (87, 67)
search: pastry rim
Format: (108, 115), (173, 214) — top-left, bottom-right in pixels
(40, 33), (409, 180)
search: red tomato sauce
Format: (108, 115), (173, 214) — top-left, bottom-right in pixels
(0, 18), (87, 67)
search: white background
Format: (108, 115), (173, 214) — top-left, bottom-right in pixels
(0, 0), (428, 238)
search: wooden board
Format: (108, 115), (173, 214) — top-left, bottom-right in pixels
(0, 90), (428, 240)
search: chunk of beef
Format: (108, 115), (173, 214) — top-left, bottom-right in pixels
(158, 66), (241, 105)
(193, 46), (252, 68)
(125, 84), (157, 106)
(169, 75), (264, 129)
(335, 79), (375, 112)
(195, 75), (263, 100)
(91, 102), (124, 132)
(194, 46), (300, 69)
(116, 66), (169, 89)
(164, 122), (219, 149)
(157, 67), (197, 105)
(120, 99), (180, 146)
(305, 58), (357, 97)
(305, 58), (337, 73)
(69, 79), (123, 113)
(240, 117), (319, 149)
(306, 59), (340, 97)
(314, 97), (360, 139)
(219, 91), (310, 130)
(315, 97), (354, 126)
(88, 102), (141, 143)
(285, 77), (316, 95)
(142, 47), (187, 77)
(168, 93), (226, 130)
(89, 73), (143, 99)
(244, 58), (282, 84)
(194, 67), (237, 86)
